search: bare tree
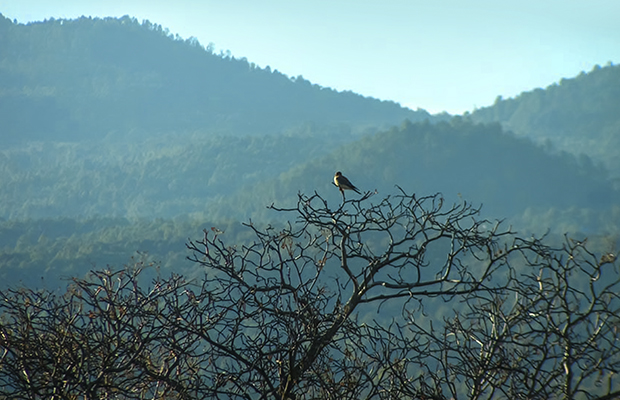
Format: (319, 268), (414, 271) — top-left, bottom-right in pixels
(1, 190), (618, 399)
(0, 261), (201, 399)
(433, 236), (620, 399)
(179, 190), (619, 399)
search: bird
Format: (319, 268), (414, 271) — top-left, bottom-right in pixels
(334, 171), (361, 195)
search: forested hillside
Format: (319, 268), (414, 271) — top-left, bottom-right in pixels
(209, 118), (618, 229)
(470, 63), (620, 181)
(0, 127), (356, 219)
(3, 117), (618, 288)
(0, 13), (430, 145)
(1, 12), (619, 400)
(0, 14), (618, 289)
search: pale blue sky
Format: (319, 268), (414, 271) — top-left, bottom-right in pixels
(2, 0), (619, 114)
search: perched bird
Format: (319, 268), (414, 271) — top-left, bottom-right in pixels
(334, 171), (361, 194)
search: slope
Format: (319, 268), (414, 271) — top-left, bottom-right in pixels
(0, 14), (431, 145)
(469, 63), (620, 181)
(208, 118), (619, 233)
(0, 125), (358, 219)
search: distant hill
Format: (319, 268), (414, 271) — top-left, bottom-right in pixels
(0, 14), (432, 145)
(208, 118), (619, 231)
(2, 118), (617, 289)
(3, 118), (617, 230)
(469, 64), (620, 181)
(0, 14), (619, 289)
(0, 13), (618, 228)
(0, 130), (357, 219)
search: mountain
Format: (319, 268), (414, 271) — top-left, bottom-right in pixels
(207, 118), (618, 231)
(0, 14), (618, 288)
(0, 130), (355, 219)
(0, 14), (432, 145)
(469, 63), (620, 182)
(2, 117), (618, 289)
(0, 14), (617, 226)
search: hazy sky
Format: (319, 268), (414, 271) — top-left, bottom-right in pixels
(2, 0), (619, 114)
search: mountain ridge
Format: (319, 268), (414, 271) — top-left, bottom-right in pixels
(0, 13), (434, 145)
(0, 14), (618, 289)
(469, 63), (620, 180)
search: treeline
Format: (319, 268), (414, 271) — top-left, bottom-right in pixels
(2, 119), (617, 289)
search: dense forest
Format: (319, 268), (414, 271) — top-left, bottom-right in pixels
(0, 13), (432, 145)
(470, 63), (620, 182)
(0, 14), (618, 290)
